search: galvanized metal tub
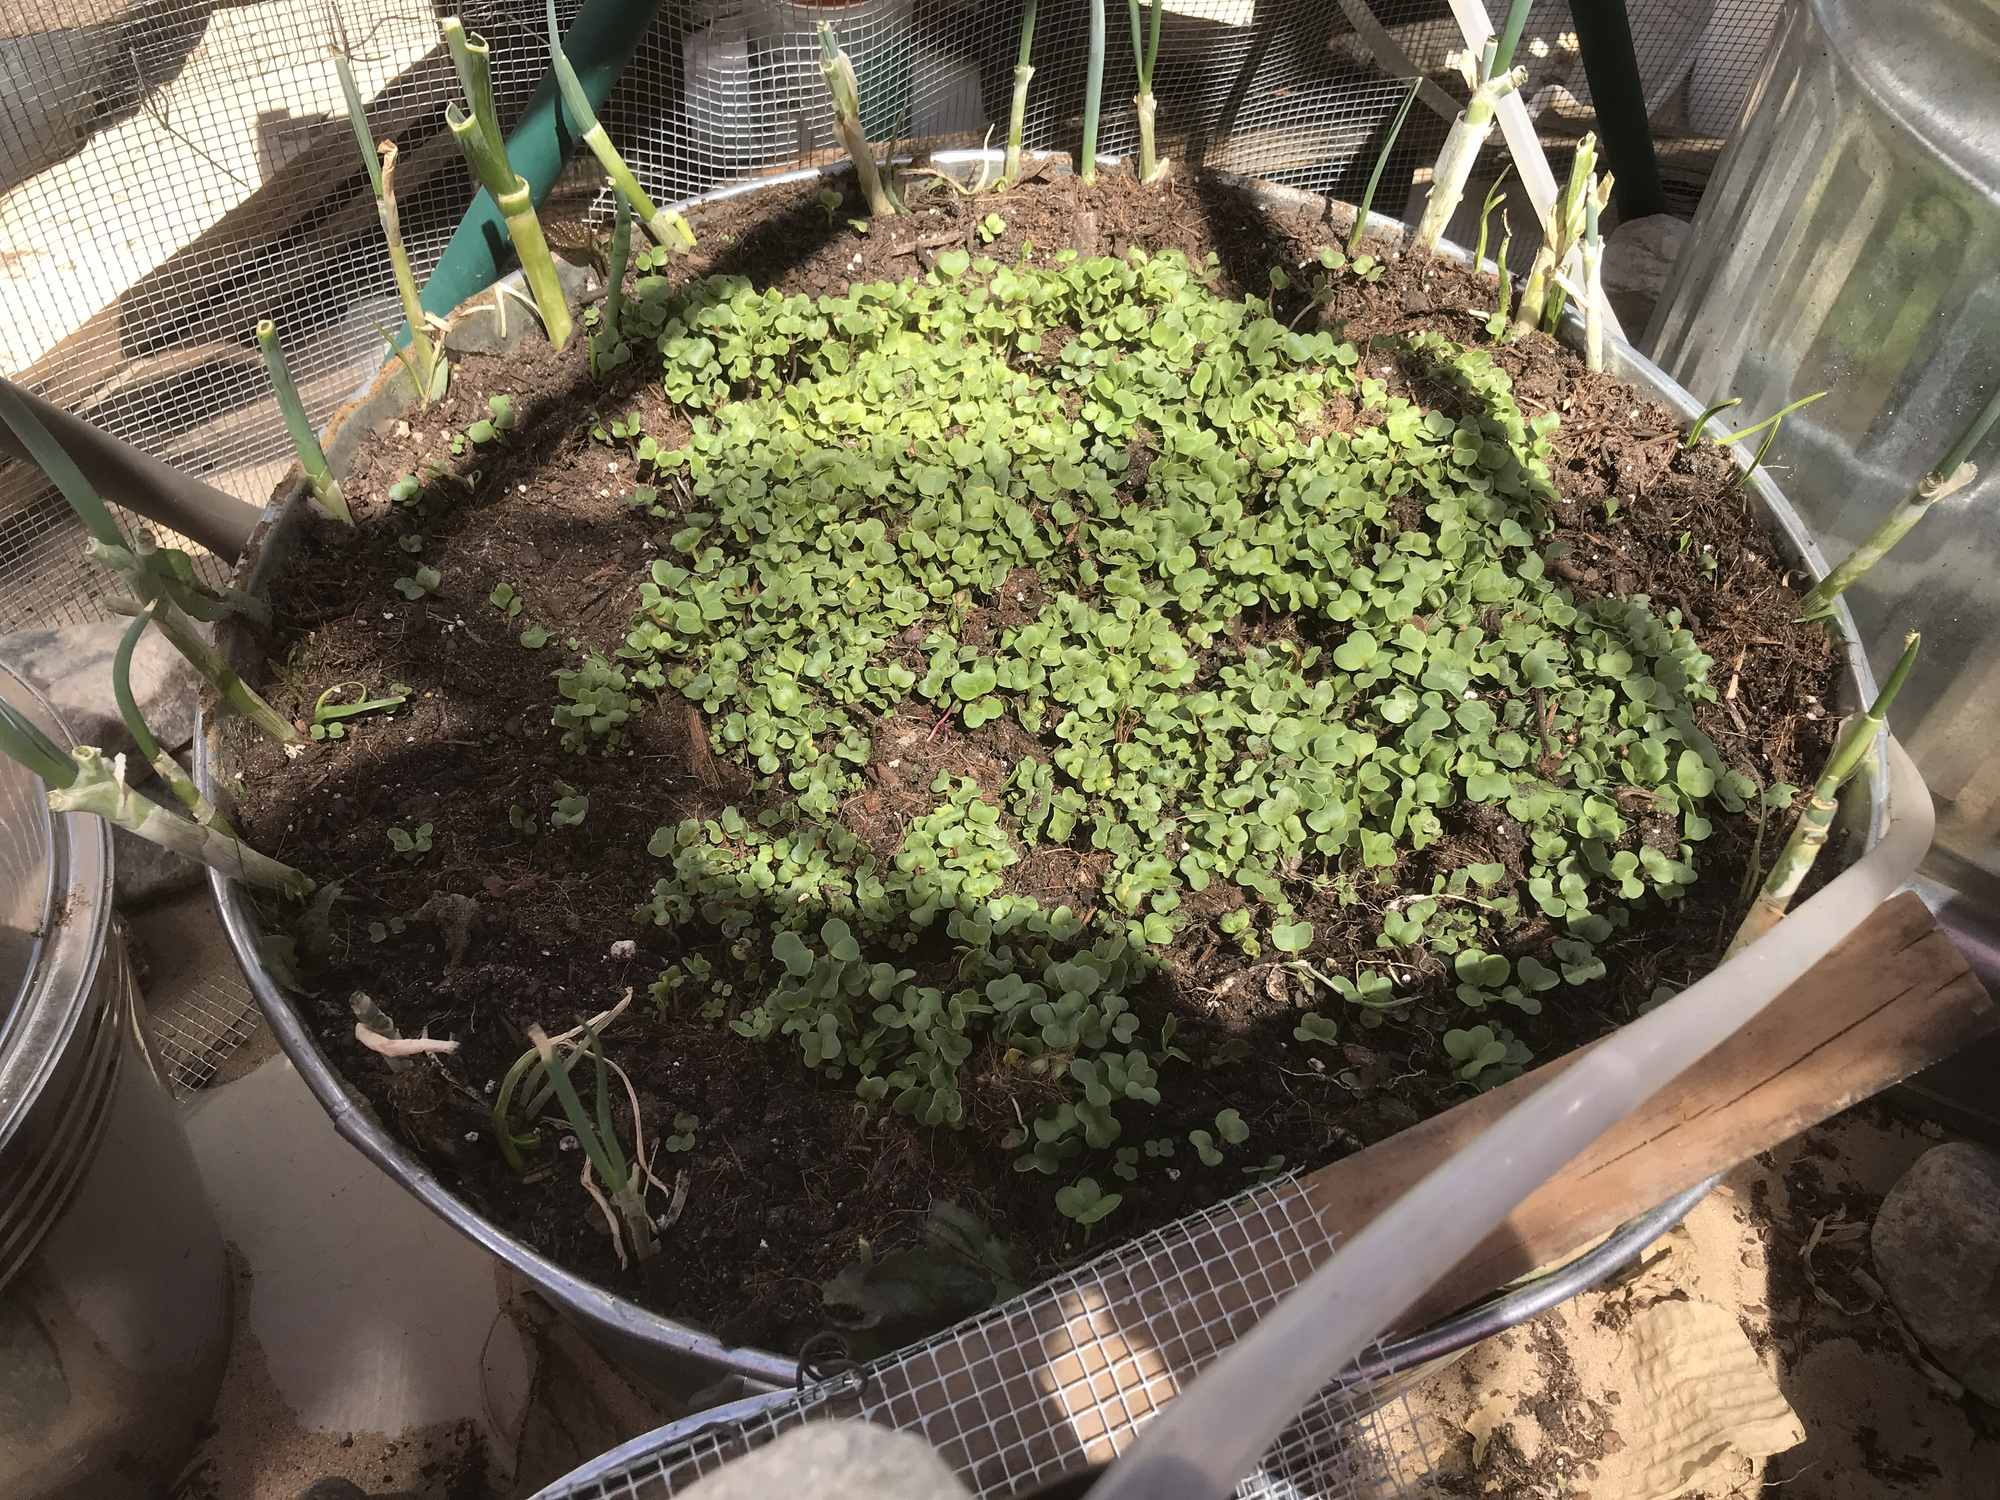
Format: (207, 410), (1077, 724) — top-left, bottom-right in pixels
(1648, 0), (2000, 944)
(1, 663), (232, 1499)
(200, 158), (1884, 1397)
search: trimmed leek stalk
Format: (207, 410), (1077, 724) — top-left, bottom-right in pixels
(256, 321), (350, 524)
(2, 702), (304, 895)
(1413, 7), (1529, 255)
(0, 382), (298, 744)
(332, 42), (442, 402)
(48, 747), (311, 897)
(114, 606), (224, 828)
(1582, 177), (1604, 371)
(818, 23), (898, 218)
(1347, 76), (1422, 256)
(1127, 0), (1167, 183)
(1512, 134), (1601, 338)
(1800, 387), (2000, 617)
(1002, 0), (1039, 187)
(546, 0), (694, 251)
(590, 197), (633, 379)
(1080, 0), (1105, 185)
(1724, 632), (1918, 957)
(444, 18), (573, 348)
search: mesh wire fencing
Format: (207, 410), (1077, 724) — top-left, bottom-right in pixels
(535, 1176), (1438, 1500)
(0, 0), (1780, 636)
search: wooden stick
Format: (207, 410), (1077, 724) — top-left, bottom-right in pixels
(1301, 891), (1991, 1333)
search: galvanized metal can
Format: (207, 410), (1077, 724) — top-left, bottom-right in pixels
(0, 662), (231, 1499)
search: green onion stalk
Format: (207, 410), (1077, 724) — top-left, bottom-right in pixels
(331, 41), (443, 403)
(1492, 210), (1513, 326)
(444, 18), (573, 348)
(1080, 0), (1105, 185)
(1413, 0), (1532, 255)
(1799, 385), (2000, 617)
(114, 605), (225, 828)
(818, 23), (898, 218)
(1724, 632), (1918, 958)
(1002, 0), (1039, 187)
(545, 0), (694, 252)
(529, 1021), (659, 1264)
(1718, 389), (1824, 495)
(1684, 395), (1741, 448)
(256, 320), (350, 524)
(1127, 0), (1167, 184)
(1472, 164), (1511, 273)
(0, 383), (298, 745)
(1347, 76), (1422, 256)
(590, 196), (633, 380)
(1511, 132), (1599, 338)
(1582, 175), (1604, 371)
(0, 701), (308, 896)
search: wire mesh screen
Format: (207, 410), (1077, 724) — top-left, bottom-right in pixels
(0, 0), (1779, 637)
(535, 1176), (1437, 1500)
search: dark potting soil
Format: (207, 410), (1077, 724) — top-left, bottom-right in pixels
(227, 168), (1842, 1355)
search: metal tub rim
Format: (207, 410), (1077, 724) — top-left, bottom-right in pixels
(198, 155), (1882, 1394)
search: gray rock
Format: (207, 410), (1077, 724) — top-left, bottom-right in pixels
(0, 617), (200, 755)
(1602, 214), (1691, 336)
(679, 1421), (971, 1500)
(113, 823), (204, 908)
(1871, 1141), (2000, 1403)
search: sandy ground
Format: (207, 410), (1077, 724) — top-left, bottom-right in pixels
(1393, 1108), (2000, 1499)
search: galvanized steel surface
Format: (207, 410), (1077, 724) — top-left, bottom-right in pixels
(204, 165), (1882, 1394)
(1648, 0), (2000, 883)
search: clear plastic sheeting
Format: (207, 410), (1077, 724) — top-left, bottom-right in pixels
(0, 0), (1779, 633)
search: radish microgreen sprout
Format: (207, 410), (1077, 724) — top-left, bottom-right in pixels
(386, 822), (433, 859)
(308, 682), (408, 741)
(256, 320), (350, 524)
(1801, 385), (2000, 617)
(545, 0), (694, 253)
(393, 565), (440, 600)
(1126, 0), (1168, 184)
(443, 17), (572, 348)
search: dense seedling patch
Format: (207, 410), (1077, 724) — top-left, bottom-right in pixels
(586, 244), (1773, 1213)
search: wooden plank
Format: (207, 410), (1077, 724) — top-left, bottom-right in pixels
(1300, 891), (1994, 1332)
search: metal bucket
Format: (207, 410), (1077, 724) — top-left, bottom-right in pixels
(199, 158), (1883, 1397)
(1647, 0), (2000, 975)
(0, 663), (232, 1499)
